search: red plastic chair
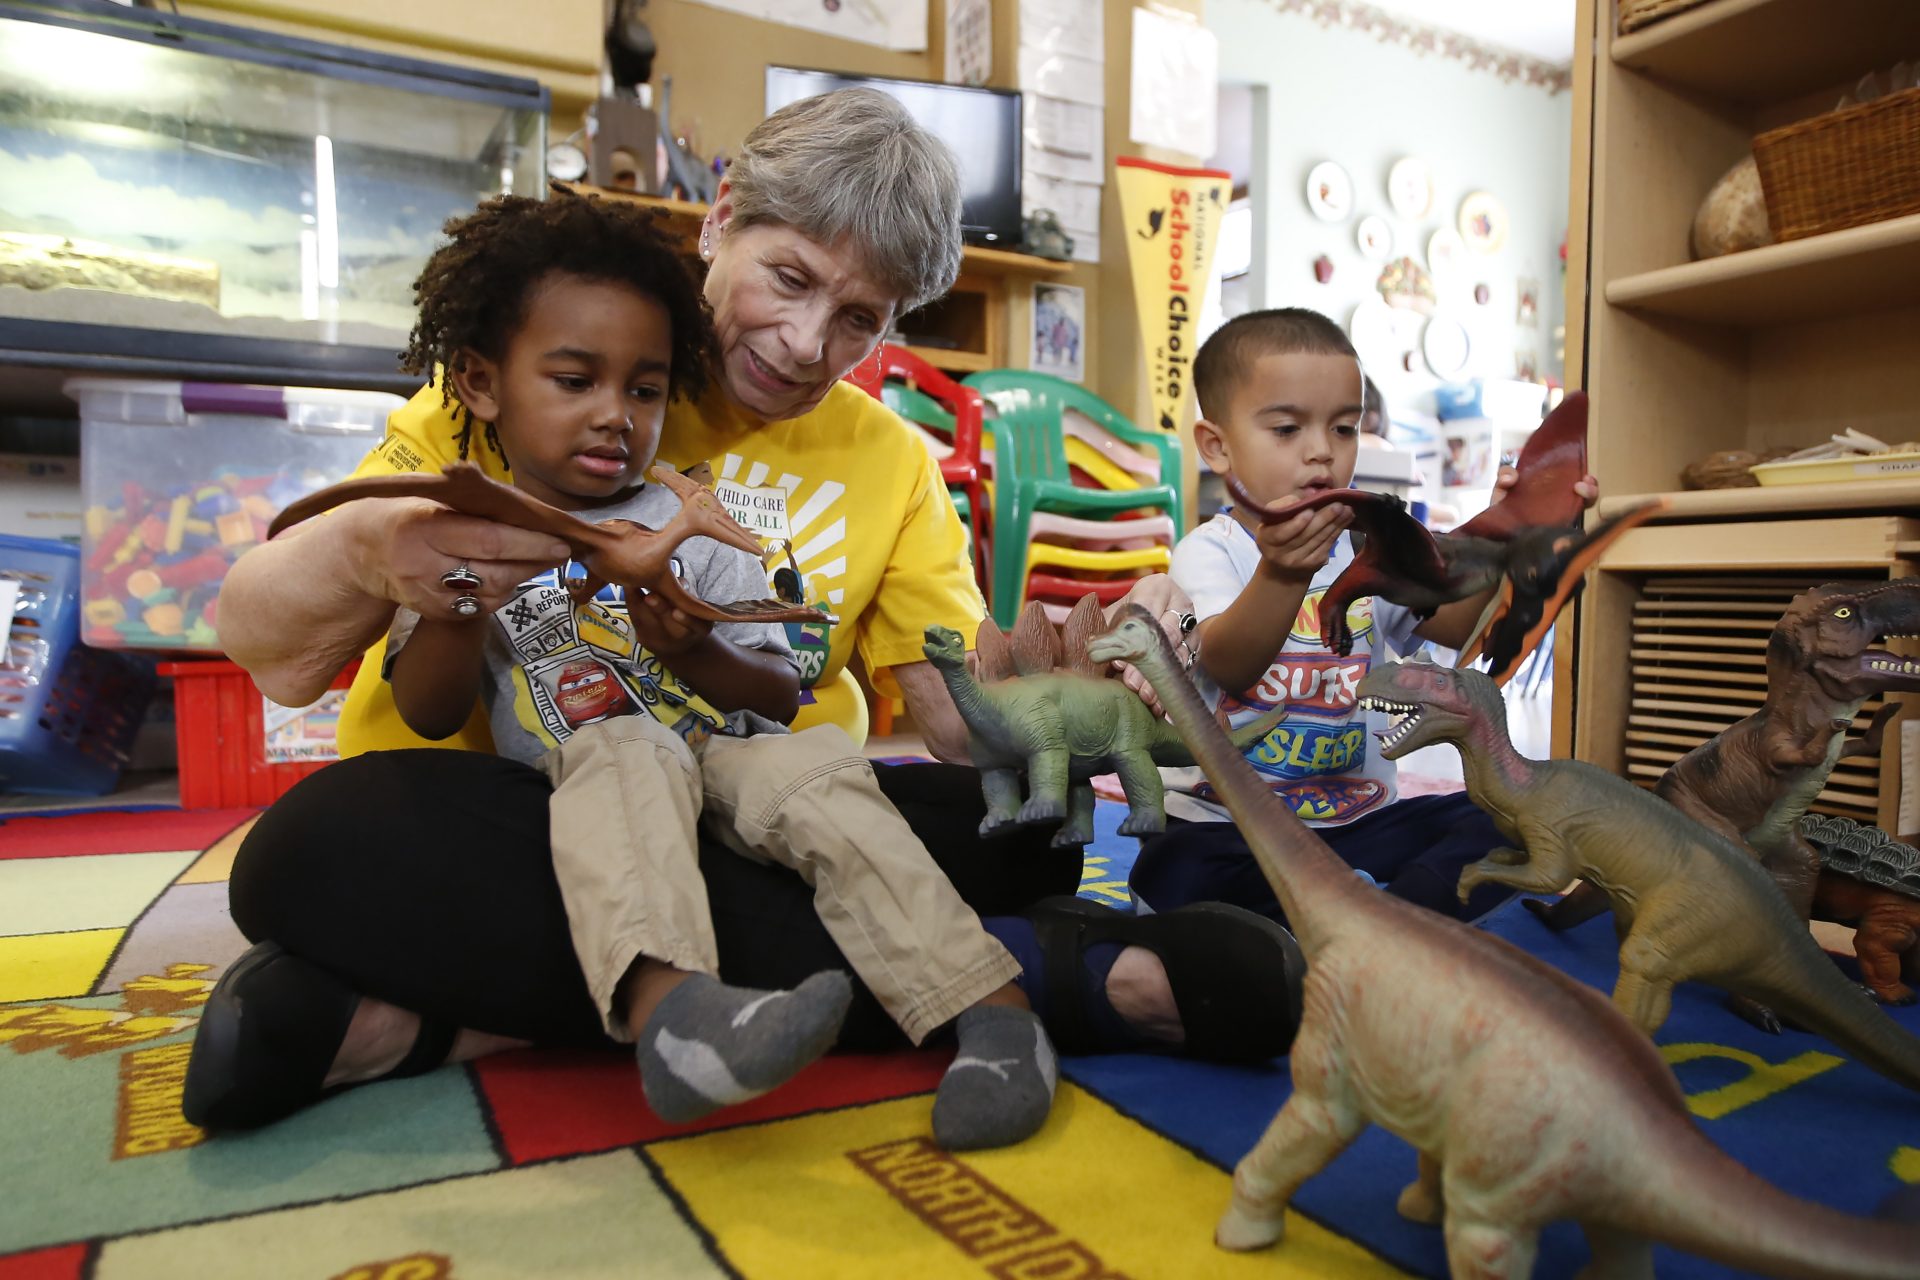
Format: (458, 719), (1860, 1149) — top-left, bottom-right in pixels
(848, 345), (990, 592)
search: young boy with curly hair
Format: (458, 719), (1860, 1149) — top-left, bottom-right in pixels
(381, 191), (1055, 1149)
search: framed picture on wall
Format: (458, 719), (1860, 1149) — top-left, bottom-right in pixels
(1032, 282), (1086, 383)
(1516, 278), (1541, 328)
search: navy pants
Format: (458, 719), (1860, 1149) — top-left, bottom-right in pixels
(1129, 791), (1515, 926)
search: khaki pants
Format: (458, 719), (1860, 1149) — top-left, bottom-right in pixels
(542, 716), (1020, 1045)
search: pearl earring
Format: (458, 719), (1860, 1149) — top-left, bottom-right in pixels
(700, 228), (712, 258)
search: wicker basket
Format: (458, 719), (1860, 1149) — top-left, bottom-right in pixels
(1752, 86), (1920, 241)
(1618, 0), (1711, 35)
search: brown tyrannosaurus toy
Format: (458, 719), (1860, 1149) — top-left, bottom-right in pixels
(266, 461), (836, 626)
(1529, 581), (1920, 1015)
(1089, 607), (1920, 1279)
(1354, 657), (1920, 1094)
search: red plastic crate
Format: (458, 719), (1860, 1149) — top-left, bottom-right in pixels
(156, 658), (357, 809)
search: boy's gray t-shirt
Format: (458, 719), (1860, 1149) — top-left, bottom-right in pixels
(386, 481), (798, 765)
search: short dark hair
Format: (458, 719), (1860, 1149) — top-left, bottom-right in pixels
(404, 189), (717, 460)
(1192, 307), (1358, 422)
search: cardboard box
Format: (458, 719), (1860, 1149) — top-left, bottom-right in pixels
(0, 453), (82, 543)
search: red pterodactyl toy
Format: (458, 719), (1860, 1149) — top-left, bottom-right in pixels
(1225, 392), (1663, 683)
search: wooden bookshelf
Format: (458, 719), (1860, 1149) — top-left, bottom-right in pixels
(1611, 0), (1920, 103)
(1565, 0), (1920, 808)
(1605, 212), (1920, 325)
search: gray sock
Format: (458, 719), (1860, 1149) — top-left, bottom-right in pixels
(636, 970), (852, 1124)
(931, 1005), (1059, 1151)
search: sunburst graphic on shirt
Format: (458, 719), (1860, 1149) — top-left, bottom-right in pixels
(717, 455), (845, 684)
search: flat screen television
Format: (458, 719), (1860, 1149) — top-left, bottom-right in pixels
(764, 66), (1023, 248)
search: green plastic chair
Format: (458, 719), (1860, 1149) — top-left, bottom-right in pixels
(962, 369), (1183, 627)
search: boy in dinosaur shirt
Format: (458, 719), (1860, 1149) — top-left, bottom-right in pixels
(1130, 307), (1595, 925)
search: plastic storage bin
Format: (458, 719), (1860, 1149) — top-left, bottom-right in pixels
(0, 534), (155, 795)
(69, 379), (399, 651)
(158, 658), (358, 809)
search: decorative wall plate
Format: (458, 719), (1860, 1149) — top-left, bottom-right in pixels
(1422, 315), (1471, 378)
(1347, 297), (1401, 372)
(1356, 214), (1393, 261)
(1388, 156), (1434, 219)
(1426, 227), (1467, 280)
(1458, 191), (1510, 254)
(1306, 161), (1354, 223)
(1376, 255), (1437, 314)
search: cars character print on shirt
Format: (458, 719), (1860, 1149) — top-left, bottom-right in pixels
(712, 456), (842, 693)
(497, 565), (729, 748)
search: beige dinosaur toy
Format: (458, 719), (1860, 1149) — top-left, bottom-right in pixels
(1088, 605), (1920, 1280)
(267, 461), (836, 625)
(1356, 657), (1920, 1095)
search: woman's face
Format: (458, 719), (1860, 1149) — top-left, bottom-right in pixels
(702, 206), (903, 421)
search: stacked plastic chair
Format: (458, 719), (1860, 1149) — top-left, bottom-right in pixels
(849, 345), (990, 593)
(962, 370), (1183, 628)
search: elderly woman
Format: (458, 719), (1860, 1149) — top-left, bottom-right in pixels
(186, 90), (1299, 1129)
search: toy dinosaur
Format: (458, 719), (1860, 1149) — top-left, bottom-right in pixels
(1226, 392), (1664, 683)
(1352, 656), (1920, 1092)
(922, 599), (1285, 847)
(1090, 606), (1920, 1279)
(1802, 814), (1920, 1005)
(266, 461), (836, 626)
(1529, 581), (1920, 1019)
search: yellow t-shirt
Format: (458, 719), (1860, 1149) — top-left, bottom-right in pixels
(335, 380), (985, 757)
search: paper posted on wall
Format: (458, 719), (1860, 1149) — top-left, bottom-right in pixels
(945, 0), (991, 86)
(1019, 45), (1104, 107)
(1019, 0), (1103, 59)
(1128, 6), (1219, 157)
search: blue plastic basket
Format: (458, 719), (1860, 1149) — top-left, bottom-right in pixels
(0, 534), (155, 795)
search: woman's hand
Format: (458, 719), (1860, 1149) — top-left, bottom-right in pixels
(366, 497), (572, 618)
(1105, 574), (1199, 719)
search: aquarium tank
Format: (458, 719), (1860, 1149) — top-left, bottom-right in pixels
(0, 0), (548, 390)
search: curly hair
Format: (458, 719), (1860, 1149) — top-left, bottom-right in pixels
(403, 188), (718, 461)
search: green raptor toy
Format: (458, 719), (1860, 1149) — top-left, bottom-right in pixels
(923, 600), (1284, 848)
(1355, 657), (1920, 1094)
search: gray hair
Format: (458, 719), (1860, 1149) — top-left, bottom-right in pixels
(728, 88), (964, 313)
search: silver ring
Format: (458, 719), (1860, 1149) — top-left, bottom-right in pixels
(441, 563), (482, 591)
(451, 594), (481, 617)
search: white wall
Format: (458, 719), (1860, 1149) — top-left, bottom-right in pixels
(1208, 0), (1573, 416)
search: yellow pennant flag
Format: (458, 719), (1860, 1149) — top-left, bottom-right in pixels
(1115, 157), (1232, 433)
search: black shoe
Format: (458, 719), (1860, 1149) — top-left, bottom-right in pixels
(183, 942), (455, 1130)
(1021, 896), (1306, 1064)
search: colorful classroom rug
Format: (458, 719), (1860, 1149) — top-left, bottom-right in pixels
(2, 799), (1917, 1279)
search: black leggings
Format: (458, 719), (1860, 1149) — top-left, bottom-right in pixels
(228, 749), (1079, 1051)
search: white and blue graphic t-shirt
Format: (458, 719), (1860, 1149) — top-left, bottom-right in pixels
(385, 482), (797, 768)
(1162, 513), (1421, 826)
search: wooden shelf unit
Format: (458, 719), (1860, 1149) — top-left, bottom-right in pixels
(1611, 0), (1920, 103)
(560, 183), (1072, 376)
(1568, 0), (1920, 798)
